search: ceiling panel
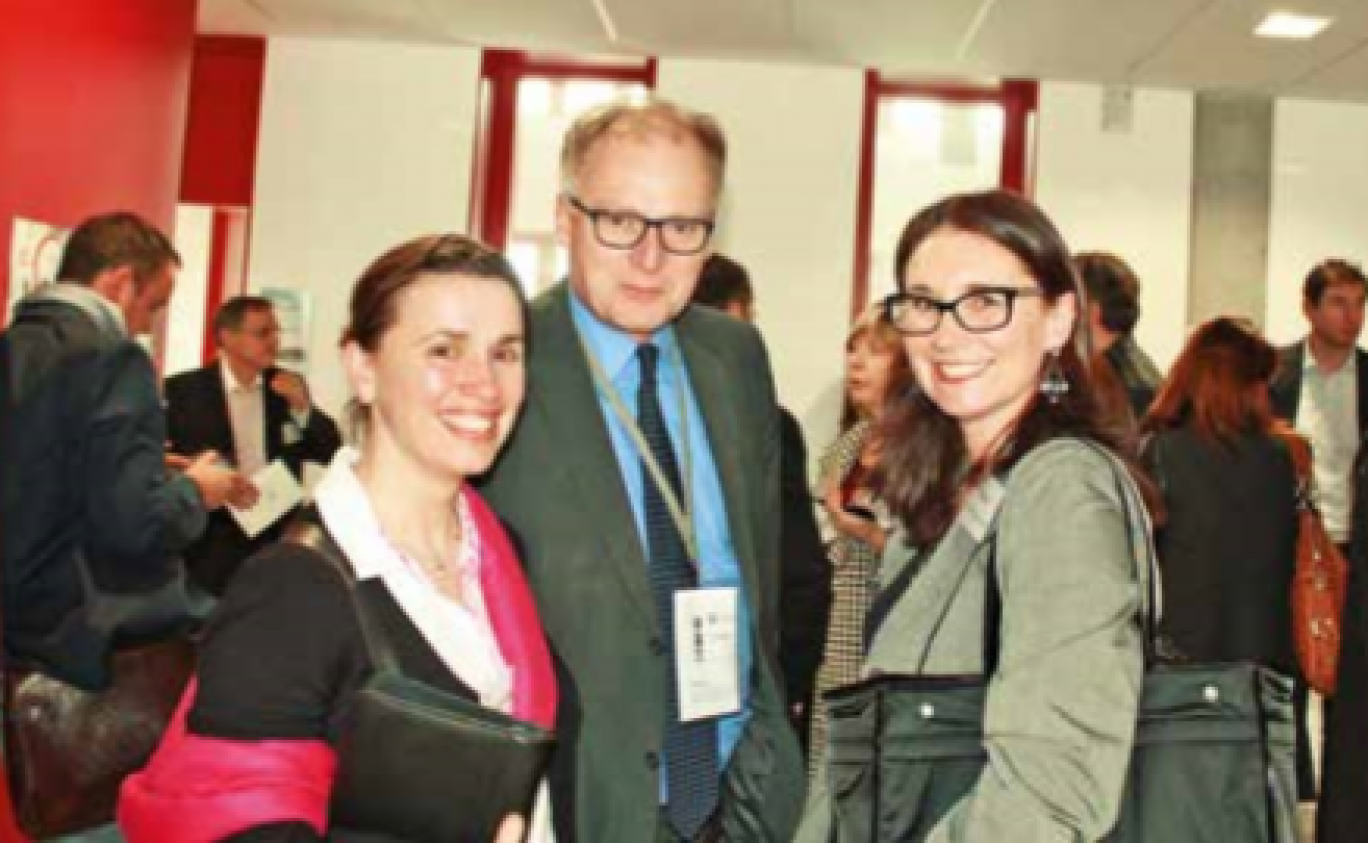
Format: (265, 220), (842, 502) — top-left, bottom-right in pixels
(1296, 40), (1368, 99)
(416, 0), (611, 53)
(198, 0), (275, 35)
(792, 0), (990, 71)
(196, 0), (1368, 102)
(954, 0), (1214, 82)
(598, 0), (800, 59)
(1136, 0), (1368, 92)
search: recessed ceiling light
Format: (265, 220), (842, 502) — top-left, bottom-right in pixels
(1255, 11), (1333, 39)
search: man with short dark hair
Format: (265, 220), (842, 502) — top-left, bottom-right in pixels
(1270, 258), (1368, 807)
(164, 294), (341, 595)
(0, 211), (245, 689)
(482, 101), (805, 842)
(691, 253), (831, 737)
(1075, 252), (1162, 418)
(1271, 259), (1368, 545)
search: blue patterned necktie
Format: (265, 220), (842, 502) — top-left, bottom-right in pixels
(637, 343), (720, 838)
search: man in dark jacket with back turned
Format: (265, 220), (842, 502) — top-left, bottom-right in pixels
(0, 211), (246, 690)
(691, 253), (832, 743)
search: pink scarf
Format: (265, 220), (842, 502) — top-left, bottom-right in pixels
(118, 488), (556, 840)
(465, 488), (557, 728)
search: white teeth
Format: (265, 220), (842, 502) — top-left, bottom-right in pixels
(446, 414), (495, 435)
(937, 362), (987, 379)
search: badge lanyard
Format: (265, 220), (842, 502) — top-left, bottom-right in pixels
(578, 334), (699, 563)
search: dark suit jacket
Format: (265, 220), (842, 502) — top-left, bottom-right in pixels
(1269, 341), (1368, 433)
(1316, 342), (1368, 842)
(777, 407), (831, 709)
(164, 362), (341, 595)
(1143, 428), (1297, 675)
(2, 295), (205, 688)
(1320, 453), (1368, 842)
(481, 284), (805, 842)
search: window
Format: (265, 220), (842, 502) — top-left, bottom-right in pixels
(470, 51), (654, 294)
(851, 76), (1037, 317)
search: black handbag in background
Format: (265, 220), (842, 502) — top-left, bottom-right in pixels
(824, 447), (1299, 842)
(287, 516), (555, 843)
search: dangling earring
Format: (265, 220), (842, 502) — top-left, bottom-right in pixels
(1040, 353), (1069, 404)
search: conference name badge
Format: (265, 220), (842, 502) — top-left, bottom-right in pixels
(674, 587), (741, 722)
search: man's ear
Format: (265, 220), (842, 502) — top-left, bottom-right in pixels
(554, 194), (573, 248)
(90, 265), (135, 310)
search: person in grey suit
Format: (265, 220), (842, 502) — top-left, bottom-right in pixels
(481, 100), (804, 842)
(800, 190), (1151, 842)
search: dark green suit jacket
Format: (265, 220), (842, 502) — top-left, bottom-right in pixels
(481, 283), (805, 842)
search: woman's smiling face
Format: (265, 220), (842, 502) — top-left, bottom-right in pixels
(899, 226), (1075, 458)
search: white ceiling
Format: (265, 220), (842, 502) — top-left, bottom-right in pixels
(199, 0), (1368, 101)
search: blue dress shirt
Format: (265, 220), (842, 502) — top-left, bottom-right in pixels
(569, 290), (755, 796)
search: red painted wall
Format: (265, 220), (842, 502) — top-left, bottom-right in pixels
(0, 0), (198, 309)
(0, 1), (196, 836)
(180, 36), (266, 208)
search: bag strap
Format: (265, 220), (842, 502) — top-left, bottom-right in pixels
(1272, 429), (1316, 512)
(866, 507), (1001, 675)
(283, 508), (402, 675)
(984, 441), (1159, 673)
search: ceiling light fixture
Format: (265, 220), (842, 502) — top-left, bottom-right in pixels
(1255, 11), (1333, 40)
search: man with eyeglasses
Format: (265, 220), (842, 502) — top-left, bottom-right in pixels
(482, 100), (805, 842)
(164, 295), (341, 596)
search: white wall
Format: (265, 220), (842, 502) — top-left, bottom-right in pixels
(251, 37), (483, 424)
(1035, 82), (1195, 369)
(166, 204), (213, 377)
(1267, 99), (1368, 346)
(658, 59), (865, 456)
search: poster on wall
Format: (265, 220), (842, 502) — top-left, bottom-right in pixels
(261, 287), (311, 377)
(8, 217), (71, 321)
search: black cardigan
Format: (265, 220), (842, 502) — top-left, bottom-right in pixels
(191, 542), (478, 842)
(1143, 427), (1298, 675)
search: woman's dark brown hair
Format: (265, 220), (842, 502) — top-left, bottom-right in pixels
(1143, 317), (1277, 445)
(877, 189), (1138, 548)
(341, 233), (526, 434)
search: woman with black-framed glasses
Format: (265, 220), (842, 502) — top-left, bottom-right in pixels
(799, 190), (1156, 842)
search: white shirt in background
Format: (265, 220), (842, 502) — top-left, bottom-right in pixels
(1297, 350), (1359, 542)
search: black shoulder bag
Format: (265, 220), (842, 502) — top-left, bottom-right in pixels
(286, 513), (554, 842)
(822, 446), (1299, 842)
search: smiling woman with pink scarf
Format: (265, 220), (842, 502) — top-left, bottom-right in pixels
(119, 234), (557, 842)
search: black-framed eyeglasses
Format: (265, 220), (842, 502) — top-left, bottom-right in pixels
(566, 195), (715, 256)
(883, 286), (1045, 336)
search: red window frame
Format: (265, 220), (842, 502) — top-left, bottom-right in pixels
(849, 74), (1038, 320)
(469, 50), (657, 252)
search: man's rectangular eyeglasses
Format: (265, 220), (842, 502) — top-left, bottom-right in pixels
(883, 287), (1044, 336)
(566, 195), (715, 256)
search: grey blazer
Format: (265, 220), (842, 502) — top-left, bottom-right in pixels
(480, 283), (805, 842)
(800, 439), (1150, 842)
